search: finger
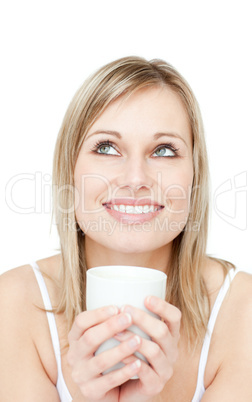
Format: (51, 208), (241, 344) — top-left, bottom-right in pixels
(136, 359), (171, 396)
(68, 305), (119, 342)
(121, 355), (139, 364)
(77, 359), (142, 400)
(76, 312), (134, 356)
(121, 299), (181, 341)
(87, 334), (142, 378)
(115, 332), (173, 377)
(145, 296), (181, 338)
(114, 330), (134, 342)
(68, 313), (134, 366)
(136, 336), (178, 380)
(120, 305), (172, 351)
(71, 335), (141, 384)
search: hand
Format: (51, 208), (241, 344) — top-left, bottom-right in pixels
(115, 296), (181, 402)
(67, 306), (142, 401)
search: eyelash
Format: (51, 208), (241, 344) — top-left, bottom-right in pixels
(91, 140), (180, 157)
(91, 140), (119, 154)
(153, 143), (180, 157)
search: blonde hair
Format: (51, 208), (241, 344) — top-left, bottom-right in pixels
(52, 56), (233, 343)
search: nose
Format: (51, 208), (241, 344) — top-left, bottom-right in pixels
(116, 157), (153, 192)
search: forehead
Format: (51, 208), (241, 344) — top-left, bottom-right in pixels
(88, 86), (192, 144)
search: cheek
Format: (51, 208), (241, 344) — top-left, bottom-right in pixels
(162, 169), (193, 214)
(74, 172), (112, 216)
(164, 186), (191, 214)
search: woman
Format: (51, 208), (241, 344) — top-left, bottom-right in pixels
(1, 56), (252, 401)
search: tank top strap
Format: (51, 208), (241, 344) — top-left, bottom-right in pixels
(192, 268), (239, 401)
(30, 261), (72, 401)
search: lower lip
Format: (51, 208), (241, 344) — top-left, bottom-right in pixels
(103, 205), (163, 224)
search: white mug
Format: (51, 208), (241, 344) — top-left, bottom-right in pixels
(86, 265), (167, 376)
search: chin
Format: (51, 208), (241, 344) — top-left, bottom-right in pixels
(104, 234), (172, 255)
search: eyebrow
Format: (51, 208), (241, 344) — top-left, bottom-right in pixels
(86, 129), (188, 147)
(153, 132), (188, 147)
(85, 130), (122, 140)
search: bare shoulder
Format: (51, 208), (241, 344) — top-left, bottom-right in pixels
(0, 253), (61, 303)
(203, 261), (252, 401)
(203, 257), (252, 330)
(226, 269), (252, 320)
(0, 256), (61, 401)
(0, 264), (39, 358)
(202, 257), (252, 304)
(0, 263), (37, 307)
(230, 268), (252, 293)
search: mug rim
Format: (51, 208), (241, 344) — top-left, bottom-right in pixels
(87, 265), (167, 283)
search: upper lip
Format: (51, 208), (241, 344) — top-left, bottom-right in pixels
(103, 198), (164, 207)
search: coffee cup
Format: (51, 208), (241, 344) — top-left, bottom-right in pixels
(86, 265), (167, 375)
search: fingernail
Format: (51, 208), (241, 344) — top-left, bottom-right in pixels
(107, 306), (119, 316)
(128, 335), (141, 348)
(147, 296), (158, 307)
(121, 305), (132, 314)
(118, 313), (132, 326)
(130, 359), (141, 371)
(115, 331), (125, 338)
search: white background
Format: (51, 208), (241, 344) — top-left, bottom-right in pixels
(0, 0), (251, 274)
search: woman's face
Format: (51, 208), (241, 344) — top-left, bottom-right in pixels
(74, 86), (193, 255)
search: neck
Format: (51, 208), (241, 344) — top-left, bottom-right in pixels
(84, 237), (173, 274)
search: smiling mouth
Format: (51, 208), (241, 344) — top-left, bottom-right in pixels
(104, 203), (163, 214)
(102, 200), (164, 224)
(102, 197), (164, 217)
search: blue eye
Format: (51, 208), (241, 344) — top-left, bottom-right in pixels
(98, 145), (117, 154)
(93, 141), (120, 155)
(153, 144), (179, 157)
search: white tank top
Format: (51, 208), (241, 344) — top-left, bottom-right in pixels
(30, 261), (238, 402)
(31, 261), (72, 402)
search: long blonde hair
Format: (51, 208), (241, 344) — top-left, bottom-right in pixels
(52, 56), (232, 343)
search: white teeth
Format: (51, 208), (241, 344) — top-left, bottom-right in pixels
(135, 206), (143, 213)
(126, 205), (134, 214)
(110, 204), (159, 214)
